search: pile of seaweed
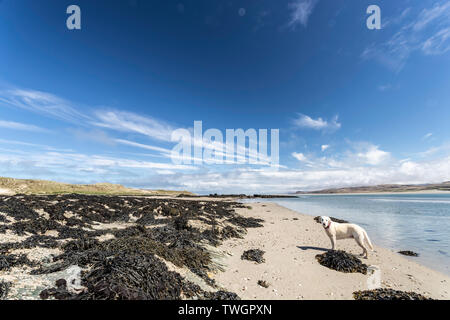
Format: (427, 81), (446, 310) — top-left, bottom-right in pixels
(315, 250), (367, 274)
(314, 216), (348, 224)
(241, 249), (265, 264)
(353, 288), (432, 300)
(228, 216), (264, 228)
(398, 250), (419, 257)
(0, 194), (260, 300)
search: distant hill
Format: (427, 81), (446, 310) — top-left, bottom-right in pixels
(0, 177), (193, 196)
(296, 182), (450, 194)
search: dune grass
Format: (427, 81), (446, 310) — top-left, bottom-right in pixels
(0, 177), (193, 196)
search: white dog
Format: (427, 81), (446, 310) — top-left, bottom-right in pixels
(319, 216), (374, 258)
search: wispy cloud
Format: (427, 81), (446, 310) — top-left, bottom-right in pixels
(0, 139), (73, 153)
(93, 110), (175, 142)
(293, 114), (341, 132)
(0, 150), (197, 182)
(115, 139), (172, 155)
(0, 120), (48, 132)
(422, 27), (450, 55)
(378, 84), (392, 92)
(287, 0), (318, 29)
(362, 2), (450, 71)
(422, 132), (433, 140)
(0, 88), (88, 123)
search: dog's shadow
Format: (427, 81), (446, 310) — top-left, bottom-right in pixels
(297, 246), (329, 252)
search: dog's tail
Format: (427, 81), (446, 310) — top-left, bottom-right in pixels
(364, 231), (374, 251)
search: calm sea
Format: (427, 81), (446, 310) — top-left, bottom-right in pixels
(245, 194), (450, 275)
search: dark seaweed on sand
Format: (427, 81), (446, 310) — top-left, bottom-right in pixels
(0, 194), (261, 300)
(228, 216), (264, 228)
(0, 281), (11, 299)
(353, 288), (432, 300)
(398, 250), (419, 257)
(0, 253), (36, 271)
(241, 249), (265, 264)
(315, 250), (367, 274)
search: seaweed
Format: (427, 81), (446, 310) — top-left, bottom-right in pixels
(0, 253), (36, 271)
(241, 249), (265, 264)
(0, 281), (11, 300)
(228, 216), (264, 228)
(398, 250), (419, 257)
(257, 280), (269, 288)
(353, 288), (432, 300)
(0, 194), (251, 300)
(315, 250), (367, 274)
(204, 290), (240, 300)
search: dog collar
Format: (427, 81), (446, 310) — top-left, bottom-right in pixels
(324, 221), (331, 229)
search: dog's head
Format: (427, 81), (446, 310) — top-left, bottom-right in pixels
(319, 216), (331, 228)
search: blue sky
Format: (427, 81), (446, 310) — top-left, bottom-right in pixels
(1, 0), (450, 193)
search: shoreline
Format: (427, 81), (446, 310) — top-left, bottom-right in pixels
(212, 201), (450, 299)
(296, 190), (450, 195)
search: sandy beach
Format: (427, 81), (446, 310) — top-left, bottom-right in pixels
(1, 194), (449, 300)
(212, 201), (450, 300)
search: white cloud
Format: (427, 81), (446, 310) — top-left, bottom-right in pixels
(131, 154), (450, 193)
(287, 0), (318, 29)
(293, 114), (341, 132)
(0, 120), (48, 132)
(357, 145), (390, 165)
(321, 144), (329, 151)
(292, 152), (308, 162)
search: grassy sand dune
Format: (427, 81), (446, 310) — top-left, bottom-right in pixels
(296, 182), (450, 194)
(0, 177), (193, 196)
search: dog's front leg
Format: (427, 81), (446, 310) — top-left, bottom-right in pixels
(330, 235), (336, 251)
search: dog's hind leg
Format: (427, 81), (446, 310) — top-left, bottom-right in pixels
(363, 231), (374, 251)
(355, 236), (368, 258)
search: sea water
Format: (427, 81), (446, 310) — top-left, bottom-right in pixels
(245, 194), (450, 275)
